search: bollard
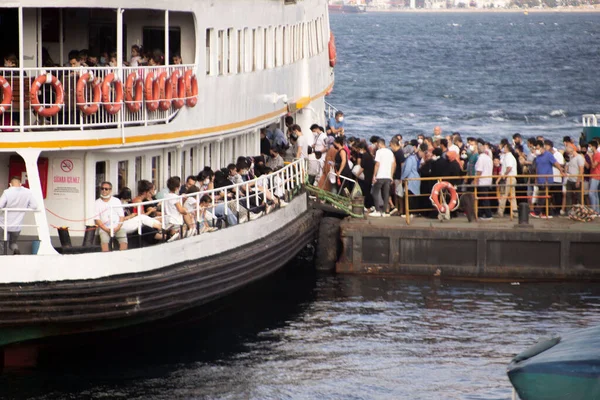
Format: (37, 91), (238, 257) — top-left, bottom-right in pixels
(516, 203), (532, 228)
(57, 227), (72, 248)
(351, 196), (365, 217)
(82, 226), (97, 247)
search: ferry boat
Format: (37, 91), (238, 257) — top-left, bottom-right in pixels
(0, 0), (334, 367)
(329, 1), (367, 13)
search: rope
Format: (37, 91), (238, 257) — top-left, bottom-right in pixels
(45, 208), (100, 222)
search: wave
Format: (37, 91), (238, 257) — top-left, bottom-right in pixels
(549, 109), (566, 117)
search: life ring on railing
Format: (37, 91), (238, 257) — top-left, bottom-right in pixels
(31, 73), (64, 118)
(183, 70), (198, 108)
(328, 32), (337, 68)
(0, 76), (13, 114)
(101, 73), (124, 115)
(144, 71), (159, 112)
(76, 72), (101, 115)
(125, 72), (143, 113)
(170, 70), (185, 110)
(430, 181), (459, 214)
(157, 71), (171, 111)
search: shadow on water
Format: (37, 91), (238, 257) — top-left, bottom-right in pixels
(0, 255), (319, 399)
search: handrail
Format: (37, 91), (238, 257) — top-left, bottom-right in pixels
(0, 208), (41, 242)
(583, 114), (598, 127)
(401, 173), (599, 225)
(324, 100), (338, 120)
(105, 159), (306, 241)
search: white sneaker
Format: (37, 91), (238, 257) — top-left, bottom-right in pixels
(249, 211), (264, 221)
(369, 211), (382, 217)
(382, 213), (390, 218)
(265, 203), (274, 214)
(238, 214), (248, 224)
(167, 231), (180, 242)
(186, 228), (197, 238)
(279, 200), (288, 208)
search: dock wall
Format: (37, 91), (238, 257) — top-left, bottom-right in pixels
(336, 220), (600, 280)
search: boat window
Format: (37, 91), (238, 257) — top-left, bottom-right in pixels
(190, 148), (195, 176)
(180, 150), (186, 178)
(237, 29), (245, 73)
(228, 28), (236, 75)
(217, 30), (224, 75)
(118, 160), (128, 192)
(142, 26), (181, 61)
(95, 161), (107, 199)
(245, 28), (253, 72)
(135, 156), (143, 184)
(151, 156), (161, 191)
(206, 28), (217, 75)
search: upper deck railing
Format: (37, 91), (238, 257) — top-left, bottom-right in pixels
(0, 64), (198, 132)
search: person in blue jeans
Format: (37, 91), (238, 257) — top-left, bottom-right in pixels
(532, 140), (565, 218)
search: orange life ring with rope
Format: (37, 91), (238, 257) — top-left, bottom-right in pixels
(76, 72), (101, 115)
(157, 71), (171, 111)
(144, 71), (160, 112)
(0, 76), (13, 114)
(101, 73), (124, 115)
(329, 32), (337, 68)
(30, 73), (64, 118)
(430, 181), (459, 214)
(170, 70), (185, 110)
(125, 72), (143, 113)
(183, 70), (198, 108)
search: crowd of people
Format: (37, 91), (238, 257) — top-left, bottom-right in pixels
(277, 112), (599, 220)
(95, 154), (289, 251)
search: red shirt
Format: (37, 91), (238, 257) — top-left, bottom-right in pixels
(592, 151), (600, 179)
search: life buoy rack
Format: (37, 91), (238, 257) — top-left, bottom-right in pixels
(157, 71), (171, 111)
(183, 70), (198, 108)
(101, 73), (124, 115)
(170, 70), (185, 110)
(30, 73), (64, 118)
(125, 72), (143, 113)
(144, 71), (160, 112)
(328, 32), (337, 68)
(0, 76), (13, 114)
(75, 72), (101, 115)
(430, 181), (459, 214)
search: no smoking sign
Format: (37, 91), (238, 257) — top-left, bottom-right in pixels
(60, 159), (74, 173)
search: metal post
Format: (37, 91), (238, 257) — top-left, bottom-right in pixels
(18, 7), (24, 133)
(165, 11), (170, 67)
(59, 9), (64, 67)
(580, 173), (585, 205)
(545, 185), (550, 217)
(474, 186), (479, 220)
(404, 180), (410, 225)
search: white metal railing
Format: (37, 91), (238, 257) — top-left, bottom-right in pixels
(324, 100), (338, 120)
(0, 208), (40, 254)
(582, 114), (599, 127)
(106, 159), (306, 242)
(0, 64), (197, 132)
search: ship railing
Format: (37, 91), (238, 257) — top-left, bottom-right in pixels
(0, 64), (197, 132)
(400, 173), (599, 225)
(0, 208), (40, 255)
(324, 100), (339, 120)
(105, 159), (306, 245)
(582, 114), (599, 127)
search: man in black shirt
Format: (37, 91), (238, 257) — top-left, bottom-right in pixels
(355, 142), (375, 210)
(390, 137), (404, 215)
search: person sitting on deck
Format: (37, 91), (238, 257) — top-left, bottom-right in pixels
(94, 181), (127, 252)
(179, 175), (198, 195)
(327, 111), (345, 137)
(117, 187), (165, 243)
(163, 176), (196, 241)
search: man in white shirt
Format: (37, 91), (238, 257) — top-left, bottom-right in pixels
(474, 143), (493, 220)
(545, 140), (564, 217)
(293, 125), (310, 160)
(0, 176), (38, 255)
(370, 138), (396, 217)
(496, 142), (518, 217)
(94, 181), (127, 252)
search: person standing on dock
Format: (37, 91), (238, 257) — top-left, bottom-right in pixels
(474, 143), (494, 221)
(496, 142), (518, 218)
(531, 140), (566, 219)
(588, 140), (600, 213)
(370, 138), (396, 217)
(0, 176), (38, 255)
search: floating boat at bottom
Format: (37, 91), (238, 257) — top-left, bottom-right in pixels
(507, 325), (600, 400)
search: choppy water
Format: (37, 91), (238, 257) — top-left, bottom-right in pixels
(2, 262), (600, 400)
(327, 12), (600, 142)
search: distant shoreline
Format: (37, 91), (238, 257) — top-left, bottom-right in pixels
(365, 7), (600, 13)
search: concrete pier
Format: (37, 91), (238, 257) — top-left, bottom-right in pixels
(336, 216), (600, 280)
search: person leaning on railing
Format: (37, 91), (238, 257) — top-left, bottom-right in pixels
(589, 140), (600, 213)
(0, 176), (38, 255)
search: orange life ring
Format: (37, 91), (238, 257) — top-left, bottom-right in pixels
(101, 73), (124, 115)
(329, 32), (337, 68)
(144, 71), (159, 112)
(125, 72), (143, 113)
(183, 70), (198, 108)
(430, 181), (459, 214)
(170, 70), (185, 110)
(157, 71), (171, 111)
(30, 73), (64, 118)
(75, 73), (101, 115)
(0, 76), (13, 114)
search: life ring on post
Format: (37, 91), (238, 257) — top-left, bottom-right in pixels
(157, 71), (171, 111)
(125, 72), (143, 113)
(144, 71), (159, 112)
(76, 72), (101, 115)
(170, 70), (185, 110)
(328, 32), (337, 68)
(183, 70), (198, 108)
(0, 76), (13, 114)
(430, 181), (459, 214)
(30, 73), (64, 118)
(101, 73), (124, 115)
